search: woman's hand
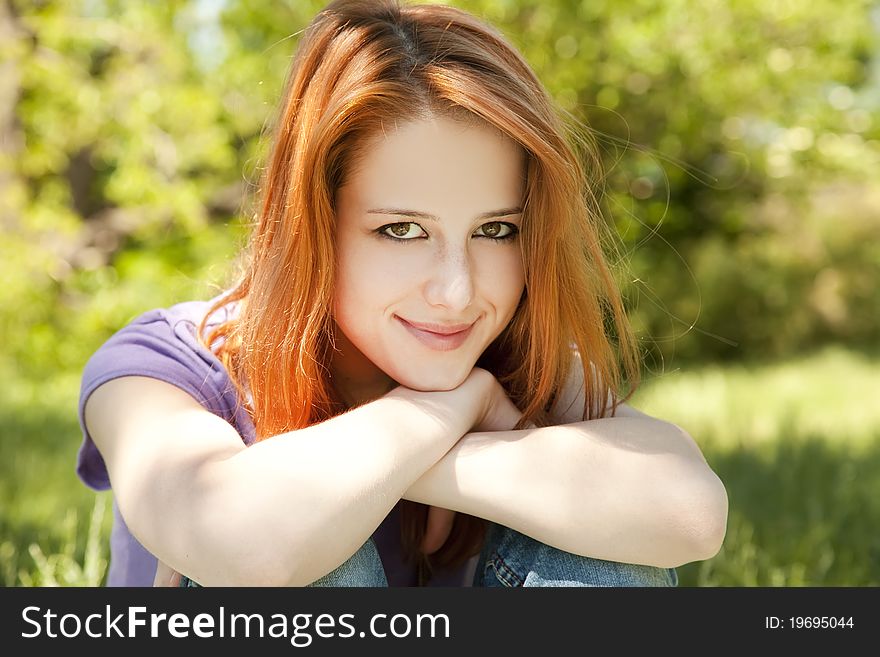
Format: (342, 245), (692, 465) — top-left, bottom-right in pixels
(469, 367), (524, 433)
(420, 368), (525, 555)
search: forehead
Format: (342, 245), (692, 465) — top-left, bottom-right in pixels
(340, 115), (526, 212)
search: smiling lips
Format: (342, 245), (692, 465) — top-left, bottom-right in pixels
(395, 316), (476, 351)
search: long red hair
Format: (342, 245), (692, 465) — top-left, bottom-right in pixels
(200, 0), (640, 585)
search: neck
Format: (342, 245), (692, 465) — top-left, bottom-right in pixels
(329, 323), (396, 409)
(331, 375), (396, 410)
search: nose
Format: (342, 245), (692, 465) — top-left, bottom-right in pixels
(423, 245), (475, 312)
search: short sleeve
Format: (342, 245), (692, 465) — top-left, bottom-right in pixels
(76, 304), (241, 491)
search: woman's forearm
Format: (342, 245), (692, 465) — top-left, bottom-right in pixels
(94, 373), (501, 587)
(402, 417), (728, 568)
(197, 387), (479, 586)
(97, 370), (515, 587)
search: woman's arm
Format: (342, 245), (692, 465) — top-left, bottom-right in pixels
(85, 369), (516, 586)
(402, 359), (728, 569)
(403, 413), (727, 568)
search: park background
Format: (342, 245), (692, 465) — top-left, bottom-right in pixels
(1, 0), (878, 586)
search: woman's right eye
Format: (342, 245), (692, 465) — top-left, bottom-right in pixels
(379, 222), (428, 240)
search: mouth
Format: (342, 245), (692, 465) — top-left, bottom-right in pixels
(395, 316), (477, 351)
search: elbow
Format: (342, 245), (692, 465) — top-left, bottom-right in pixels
(697, 471), (729, 560)
(222, 520), (322, 587)
(223, 545), (296, 587)
(192, 482), (310, 587)
(674, 469), (729, 565)
(213, 518), (335, 587)
(201, 534), (312, 587)
(655, 423), (728, 566)
(230, 556), (309, 588)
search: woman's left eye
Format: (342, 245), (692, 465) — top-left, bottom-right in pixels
(474, 222), (518, 239)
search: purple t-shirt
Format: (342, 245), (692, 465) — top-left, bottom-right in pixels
(76, 298), (477, 586)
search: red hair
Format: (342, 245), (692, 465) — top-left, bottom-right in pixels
(201, 0), (640, 585)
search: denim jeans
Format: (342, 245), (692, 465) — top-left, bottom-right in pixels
(179, 522), (678, 587)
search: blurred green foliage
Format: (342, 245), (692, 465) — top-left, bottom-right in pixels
(2, 0), (878, 373)
(1, 0), (878, 585)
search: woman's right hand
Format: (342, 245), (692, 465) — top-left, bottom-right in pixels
(385, 366), (523, 435)
(416, 368), (522, 555)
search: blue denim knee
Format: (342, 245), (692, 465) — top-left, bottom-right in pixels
(178, 524), (678, 588)
(473, 522), (678, 587)
(307, 538), (388, 587)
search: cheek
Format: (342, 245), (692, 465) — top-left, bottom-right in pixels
(334, 241), (367, 321)
(334, 242), (413, 316)
(478, 247), (525, 310)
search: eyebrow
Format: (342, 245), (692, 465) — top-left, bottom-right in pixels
(366, 207), (523, 222)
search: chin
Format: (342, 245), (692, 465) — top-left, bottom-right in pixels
(392, 366), (470, 393)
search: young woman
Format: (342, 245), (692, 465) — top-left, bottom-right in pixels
(78, 0), (728, 587)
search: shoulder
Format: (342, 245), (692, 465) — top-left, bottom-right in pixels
(82, 296), (237, 400)
(82, 302), (219, 400)
(548, 349), (649, 425)
(76, 297), (251, 490)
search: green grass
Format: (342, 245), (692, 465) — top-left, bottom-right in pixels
(631, 345), (880, 586)
(2, 345), (877, 586)
(0, 367), (112, 586)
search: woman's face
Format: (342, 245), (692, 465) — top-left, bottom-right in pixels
(332, 114), (527, 399)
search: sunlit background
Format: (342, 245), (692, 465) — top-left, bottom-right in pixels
(1, 0), (878, 585)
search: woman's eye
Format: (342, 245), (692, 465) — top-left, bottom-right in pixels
(378, 221), (518, 242)
(381, 222), (427, 240)
(475, 222), (517, 239)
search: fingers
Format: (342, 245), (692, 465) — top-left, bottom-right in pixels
(475, 380), (522, 433)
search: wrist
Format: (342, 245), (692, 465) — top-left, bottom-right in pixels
(379, 385), (474, 441)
